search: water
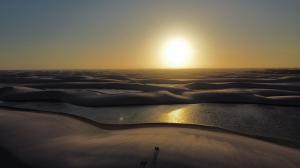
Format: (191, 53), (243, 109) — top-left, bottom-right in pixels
(1, 101), (299, 144)
(1, 69), (300, 144)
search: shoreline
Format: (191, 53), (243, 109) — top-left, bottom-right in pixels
(1, 107), (300, 168)
(1, 106), (299, 149)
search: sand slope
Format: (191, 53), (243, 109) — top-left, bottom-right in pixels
(0, 109), (299, 168)
(1, 69), (300, 106)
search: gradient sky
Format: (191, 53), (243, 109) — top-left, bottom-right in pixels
(0, 0), (300, 69)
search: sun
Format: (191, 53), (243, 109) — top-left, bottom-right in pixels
(161, 36), (193, 68)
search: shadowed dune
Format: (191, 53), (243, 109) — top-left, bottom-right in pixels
(24, 82), (188, 93)
(0, 86), (190, 106)
(0, 147), (31, 168)
(1, 86), (300, 106)
(1, 69), (300, 106)
(185, 82), (300, 92)
(1, 68), (300, 168)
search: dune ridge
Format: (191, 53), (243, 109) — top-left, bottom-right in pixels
(1, 69), (300, 106)
(1, 86), (300, 106)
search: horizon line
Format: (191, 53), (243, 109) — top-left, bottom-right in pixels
(0, 67), (300, 71)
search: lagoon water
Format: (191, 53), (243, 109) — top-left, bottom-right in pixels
(1, 101), (299, 144)
(0, 69), (300, 145)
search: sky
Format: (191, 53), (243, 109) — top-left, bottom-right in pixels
(0, 0), (300, 69)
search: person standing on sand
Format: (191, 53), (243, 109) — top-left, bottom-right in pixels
(151, 146), (160, 168)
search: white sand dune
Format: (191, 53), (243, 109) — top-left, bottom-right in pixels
(1, 85), (300, 106)
(24, 82), (188, 93)
(1, 69), (299, 167)
(0, 108), (300, 168)
(1, 69), (300, 106)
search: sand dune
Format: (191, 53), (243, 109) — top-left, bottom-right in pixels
(0, 108), (299, 168)
(185, 82), (300, 92)
(1, 69), (300, 106)
(1, 67), (300, 167)
(0, 86), (189, 106)
(24, 82), (188, 93)
(1, 85), (300, 106)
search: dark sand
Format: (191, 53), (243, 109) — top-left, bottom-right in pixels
(0, 108), (299, 168)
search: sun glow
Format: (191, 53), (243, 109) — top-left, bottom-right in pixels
(162, 36), (193, 68)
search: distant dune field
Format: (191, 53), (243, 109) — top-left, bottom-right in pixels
(0, 69), (300, 106)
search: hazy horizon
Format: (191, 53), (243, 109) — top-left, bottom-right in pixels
(1, 0), (299, 69)
(1, 67), (300, 71)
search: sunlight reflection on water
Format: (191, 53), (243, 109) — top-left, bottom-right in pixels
(161, 105), (203, 124)
(0, 101), (300, 143)
(165, 108), (186, 123)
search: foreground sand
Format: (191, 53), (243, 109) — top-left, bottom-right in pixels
(0, 108), (300, 168)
